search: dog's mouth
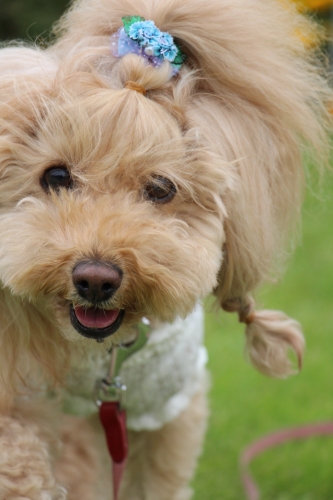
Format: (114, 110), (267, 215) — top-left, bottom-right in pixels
(70, 305), (125, 341)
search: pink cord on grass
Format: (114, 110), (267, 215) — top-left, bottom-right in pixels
(240, 421), (333, 500)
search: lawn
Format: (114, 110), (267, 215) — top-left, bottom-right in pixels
(193, 173), (333, 500)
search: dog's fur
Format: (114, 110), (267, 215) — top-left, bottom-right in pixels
(0, 0), (331, 498)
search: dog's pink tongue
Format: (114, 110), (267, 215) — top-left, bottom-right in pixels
(74, 306), (119, 329)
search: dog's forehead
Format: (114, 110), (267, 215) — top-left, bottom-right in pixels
(37, 87), (186, 177)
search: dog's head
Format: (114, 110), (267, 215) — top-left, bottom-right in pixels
(0, 0), (330, 383)
(0, 56), (225, 344)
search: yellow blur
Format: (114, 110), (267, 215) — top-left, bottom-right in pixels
(296, 0), (333, 9)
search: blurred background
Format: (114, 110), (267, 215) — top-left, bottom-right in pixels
(0, 0), (68, 41)
(0, 1), (333, 499)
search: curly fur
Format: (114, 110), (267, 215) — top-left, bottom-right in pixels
(0, 0), (331, 498)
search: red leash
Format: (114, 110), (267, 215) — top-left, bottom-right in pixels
(95, 347), (128, 500)
(240, 421), (333, 500)
(99, 401), (128, 500)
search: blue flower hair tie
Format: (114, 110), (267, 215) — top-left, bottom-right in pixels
(110, 16), (187, 75)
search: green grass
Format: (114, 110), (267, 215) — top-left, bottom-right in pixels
(193, 174), (333, 500)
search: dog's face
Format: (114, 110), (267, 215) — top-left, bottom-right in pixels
(0, 70), (227, 345)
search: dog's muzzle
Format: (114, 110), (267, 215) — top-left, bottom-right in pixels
(70, 260), (125, 341)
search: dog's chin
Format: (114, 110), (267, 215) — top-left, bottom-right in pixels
(70, 305), (125, 341)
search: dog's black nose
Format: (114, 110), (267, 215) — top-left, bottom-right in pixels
(72, 261), (123, 303)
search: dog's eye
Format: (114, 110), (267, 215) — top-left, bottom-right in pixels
(41, 166), (73, 192)
(144, 176), (176, 204)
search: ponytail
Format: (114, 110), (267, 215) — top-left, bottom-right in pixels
(222, 297), (304, 378)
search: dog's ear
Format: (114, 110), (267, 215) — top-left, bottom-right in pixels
(0, 46), (58, 170)
(0, 46), (57, 93)
(0, 46), (56, 76)
(155, 0), (330, 377)
(170, 1), (331, 378)
(0, 46), (57, 124)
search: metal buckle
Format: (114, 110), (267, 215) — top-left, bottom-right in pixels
(94, 376), (127, 407)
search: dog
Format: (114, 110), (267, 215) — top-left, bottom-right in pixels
(0, 0), (331, 498)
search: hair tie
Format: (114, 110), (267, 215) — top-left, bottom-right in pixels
(243, 312), (255, 325)
(222, 297), (255, 324)
(125, 81), (146, 95)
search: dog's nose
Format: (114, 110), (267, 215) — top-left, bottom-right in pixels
(72, 261), (123, 303)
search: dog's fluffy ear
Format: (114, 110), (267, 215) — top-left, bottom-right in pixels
(0, 46), (56, 77)
(0, 46), (58, 170)
(0, 45), (58, 137)
(0, 46), (57, 94)
(177, 1), (330, 378)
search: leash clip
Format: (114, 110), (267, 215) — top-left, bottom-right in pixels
(94, 317), (151, 409)
(94, 375), (127, 408)
(94, 345), (127, 408)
